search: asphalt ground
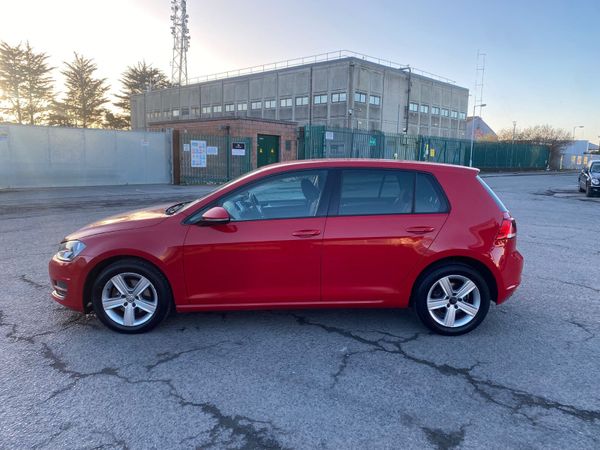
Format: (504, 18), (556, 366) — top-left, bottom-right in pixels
(0, 173), (599, 449)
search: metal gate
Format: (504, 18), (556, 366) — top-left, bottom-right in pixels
(179, 134), (253, 184)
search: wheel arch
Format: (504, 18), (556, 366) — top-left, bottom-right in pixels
(409, 256), (499, 306)
(82, 254), (174, 313)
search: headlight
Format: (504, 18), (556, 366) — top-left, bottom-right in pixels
(592, 178), (600, 186)
(56, 240), (86, 262)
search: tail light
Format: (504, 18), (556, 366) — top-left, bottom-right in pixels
(495, 212), (517, 244)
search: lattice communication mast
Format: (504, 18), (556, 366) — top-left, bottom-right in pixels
(170, 0), (190, 86)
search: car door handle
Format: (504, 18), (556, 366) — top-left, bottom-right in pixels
(292, 229), (321, 237)
(406, 226), (436, 234)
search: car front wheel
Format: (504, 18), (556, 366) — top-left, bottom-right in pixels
(414, 264), (491, 336)
(91, 259), (172, 333)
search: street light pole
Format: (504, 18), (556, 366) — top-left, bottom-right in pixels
(572, 125), (584, 139)
(469, 103), (486, 167)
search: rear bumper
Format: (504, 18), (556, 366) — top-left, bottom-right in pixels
(496, 249), (524, 304)
(48, 256), (89, 312)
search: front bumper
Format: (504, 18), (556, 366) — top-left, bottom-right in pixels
(48, 255), (89, 312)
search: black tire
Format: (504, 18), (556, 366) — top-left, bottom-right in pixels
(413, 263), (491, 336)
(91, 258), (172, 334)
(578, 181), (585, 193)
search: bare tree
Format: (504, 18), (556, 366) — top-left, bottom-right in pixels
(55, 53), (109, 128)
(497, 124), (572, 169)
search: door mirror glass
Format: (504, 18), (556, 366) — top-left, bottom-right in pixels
(200, 206), (230, 225)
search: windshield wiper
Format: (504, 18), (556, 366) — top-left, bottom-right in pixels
(165, 201), (191, 215)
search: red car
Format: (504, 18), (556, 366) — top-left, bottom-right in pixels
(49, 160), (523, 335)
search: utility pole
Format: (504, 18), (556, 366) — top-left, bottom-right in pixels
(512, 121), (517, 144)
(469, 50), (487, 167)
(170, 0), (190, 86)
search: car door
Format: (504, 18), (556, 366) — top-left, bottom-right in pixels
(183, 169), (330, 306)
(321, 169), (449, 304)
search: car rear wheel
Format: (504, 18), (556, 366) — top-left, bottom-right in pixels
(91, 259), (172, 333)
(414, 264), (490, 336)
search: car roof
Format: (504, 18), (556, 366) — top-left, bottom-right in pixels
(255, 159), (480, 176)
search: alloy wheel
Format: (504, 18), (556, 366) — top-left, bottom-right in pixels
(101, 272), (158, 327)
(426, 275), (481, 328)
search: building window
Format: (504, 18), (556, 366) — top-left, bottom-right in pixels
(201, 106), (210, 114)
(450, 110), (458, 119)
(441, 108), (449, 117)
(213, 105), (222, 113)
(264, 99), (276, 109)
(190, 106), (199, 116)
(420, 104), (429, 114)
(369, 95), (381, 106)
(225, 104), (234, 112)
(354, 92), (367, 103)
(172, 109), (180, 117)
(431, 106), (440, 115)
(459, 112), (466, 120)
(181, 107), (189, 116)
(164, 109), (171, 118)
(409, 102), (419, 112)
(280, 98), (292, 107)
(251, 101), (262, 110)
(331, 92), (347, 103)
(314, 94), (327, 104)
(237, 102), (247, 111)
(295, 96), (309, 106)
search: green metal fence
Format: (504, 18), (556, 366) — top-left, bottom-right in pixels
(300, 126), (550, 170)
(180, 134), (252, 184)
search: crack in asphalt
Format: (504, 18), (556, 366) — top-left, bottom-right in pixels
(534, 275), (600, 294)
(19, 274), (47, 290)
(37, 341), (287, 449)
(290, 314), (600, 426)
(567, 320), (597, 343)
(144, 340), (243, 370)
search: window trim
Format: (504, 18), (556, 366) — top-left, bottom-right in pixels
(328, 168), (451, 217)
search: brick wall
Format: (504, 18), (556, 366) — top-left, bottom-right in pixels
(152, 117), (298, 169)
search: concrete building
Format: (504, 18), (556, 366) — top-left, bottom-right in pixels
(131, 51), (469, 138)
(560, 140), (600, 169)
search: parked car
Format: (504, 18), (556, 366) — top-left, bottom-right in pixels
(49, 160), (523, 335)
(578, 160), (600, 197)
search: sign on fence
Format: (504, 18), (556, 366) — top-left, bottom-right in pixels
(232, 142), (246, 156)
(191, 140), (207, 167)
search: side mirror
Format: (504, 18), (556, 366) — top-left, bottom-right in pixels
(200, 206), (230, 225)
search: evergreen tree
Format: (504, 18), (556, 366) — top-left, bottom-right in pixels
(59, 52), (109, 128)
(0, 42), (26, 124)
(115, 61), (170, 120)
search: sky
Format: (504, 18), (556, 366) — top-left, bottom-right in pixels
(1, 0), (598, 141)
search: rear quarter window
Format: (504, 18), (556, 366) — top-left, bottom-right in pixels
(415, 173), (449, 213)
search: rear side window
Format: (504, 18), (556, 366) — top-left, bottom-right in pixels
(339, 169), (415, 215)
(476, 176), (508, 212)
(415, 173), (449, 213)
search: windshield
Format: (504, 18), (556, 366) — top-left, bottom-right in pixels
(590, 163), (600, 174)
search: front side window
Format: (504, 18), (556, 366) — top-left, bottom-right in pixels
(338, 170), (415, 216)
(217, 170), (328, 221)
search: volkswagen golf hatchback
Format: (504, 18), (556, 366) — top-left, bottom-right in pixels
(49, 160), (523, 335)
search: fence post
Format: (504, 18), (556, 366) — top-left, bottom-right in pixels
(172, 129), (181, 185)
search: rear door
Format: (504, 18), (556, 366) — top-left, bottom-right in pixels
(321, 169), (449, 304)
